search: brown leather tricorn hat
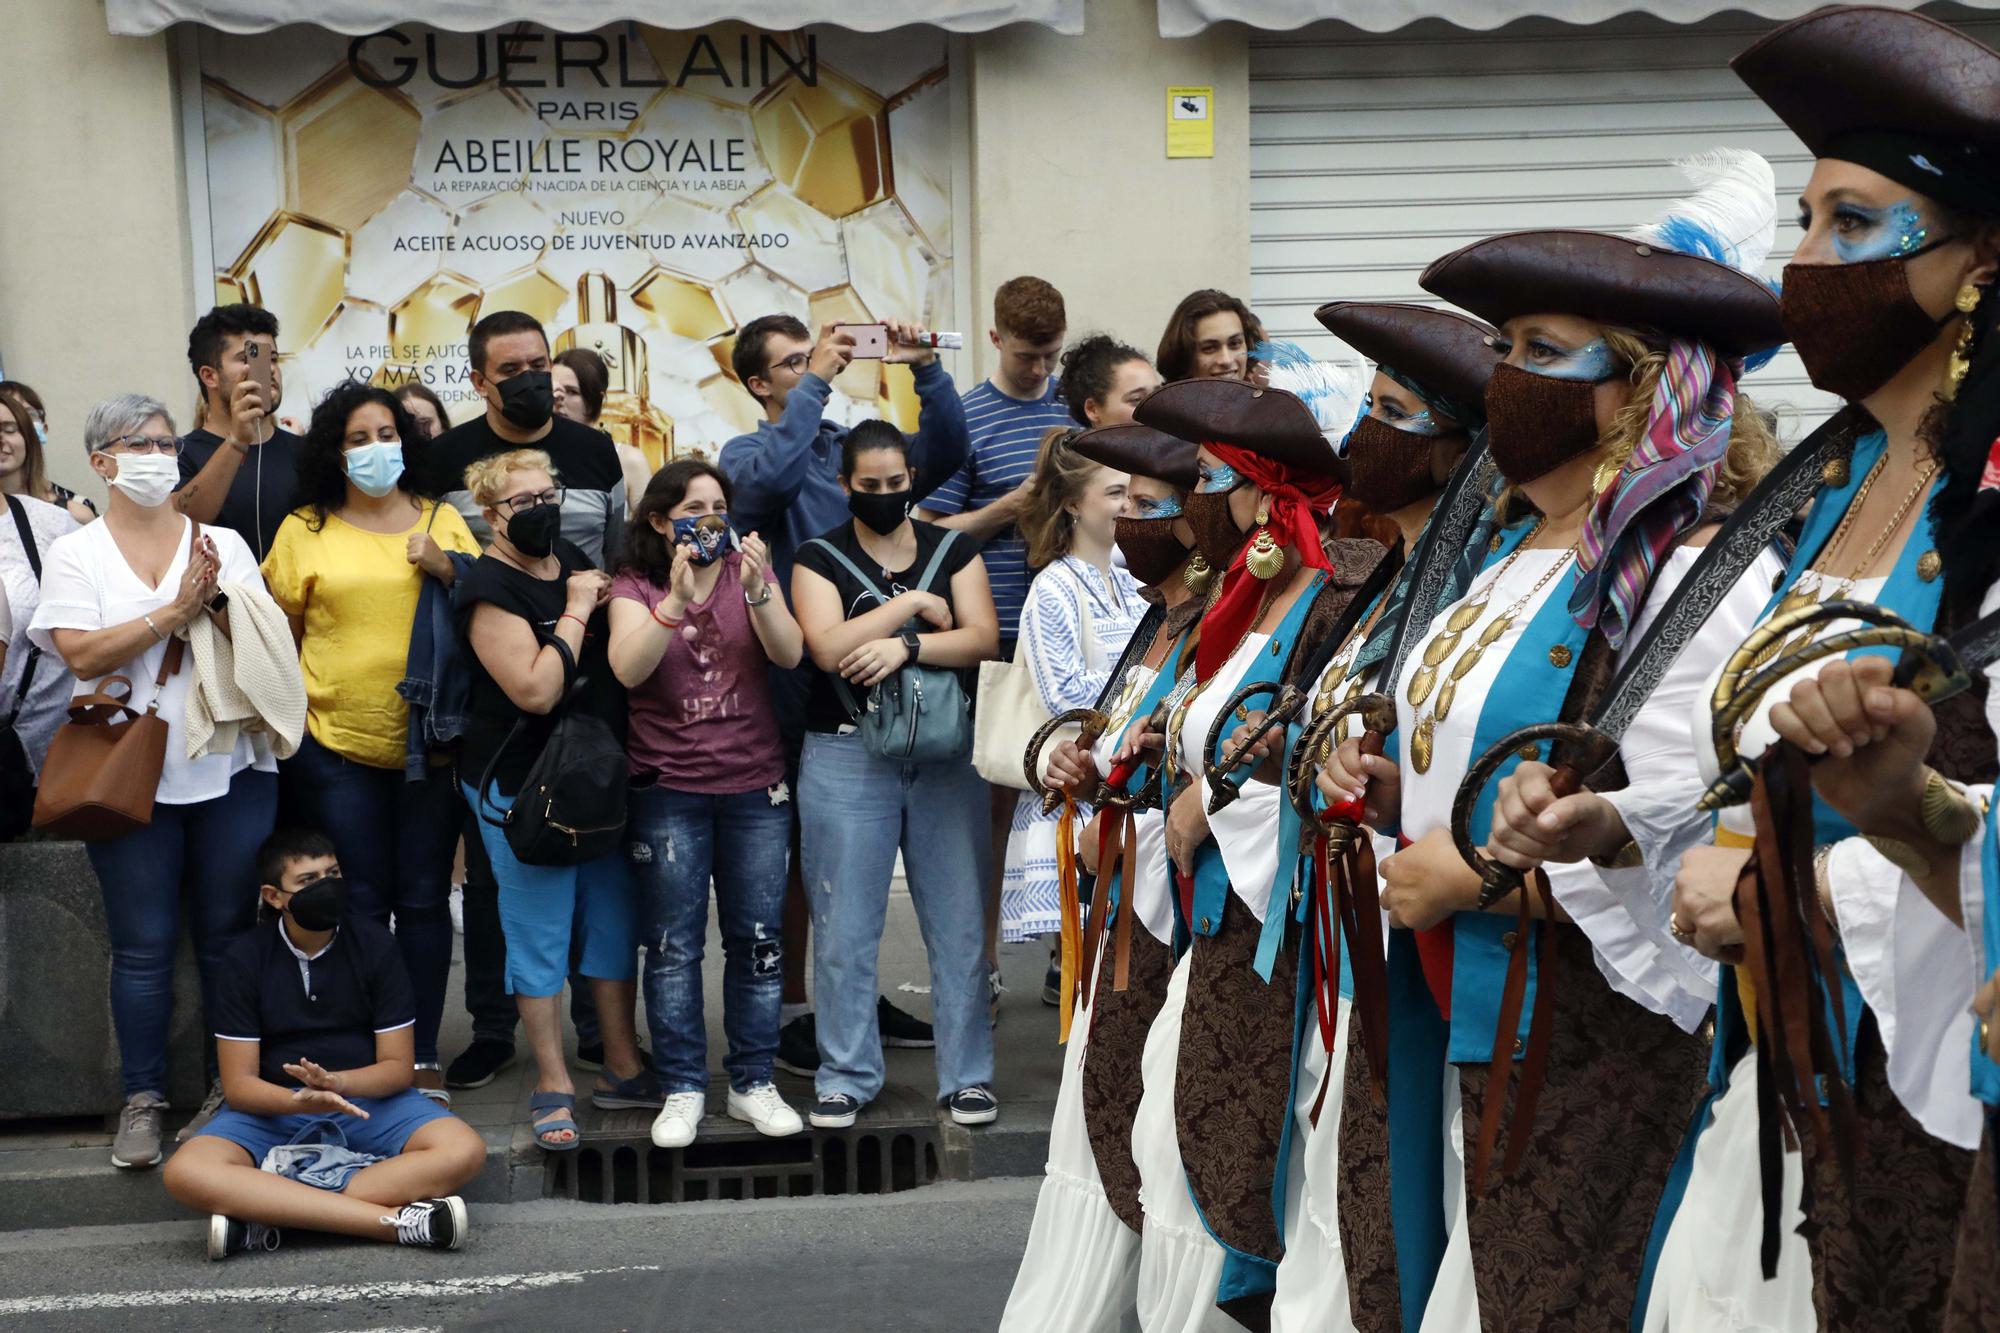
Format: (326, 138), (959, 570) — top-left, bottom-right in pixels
(1132, 378), (1346, 480)
(1314, 302), (1501, 418)
(1070, 423), (1200, 491)
(1733, 6), (2000, 217)
(1418, 230), (1785, 359)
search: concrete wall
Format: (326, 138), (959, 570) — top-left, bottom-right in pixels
(965, 0), (1251, 383)
(0, 0), (198, 503)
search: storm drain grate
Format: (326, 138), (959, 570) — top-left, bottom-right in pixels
(546, 1123), (944, 1203)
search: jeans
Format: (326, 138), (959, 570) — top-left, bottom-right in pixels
(628, 783), (790, 1094)
(457, 806), (517, 1046)
(460, 781), (637, 997)
(798, 732), (993, 1103)
(290, 734), (458, 1064)
(84, 768), (278, 1097)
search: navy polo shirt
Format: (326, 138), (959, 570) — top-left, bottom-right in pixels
(211, 914), (416, 1089)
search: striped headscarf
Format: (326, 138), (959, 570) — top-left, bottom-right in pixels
(1567, 340), (1737, 647)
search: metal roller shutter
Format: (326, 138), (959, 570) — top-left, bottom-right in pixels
(1249, 4), (2000, 433)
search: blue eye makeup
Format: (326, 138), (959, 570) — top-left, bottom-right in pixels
(1827, 198), (1931, 263)
(1196, 462), (1240, 494)
(1134, 493), (1184, 519)
(1372, 399), (1442, 435)
(1507, 337), (1615, 383)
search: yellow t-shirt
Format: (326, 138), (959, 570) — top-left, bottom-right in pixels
(261, 502), (481, 769)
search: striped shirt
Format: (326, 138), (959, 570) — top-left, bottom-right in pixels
(922, 380), (1071, 639)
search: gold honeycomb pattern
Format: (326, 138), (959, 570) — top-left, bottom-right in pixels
(201, 22), (952, 456)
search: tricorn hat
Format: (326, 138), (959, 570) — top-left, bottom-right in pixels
(1132, 378), (1346, 480)
(1070, 423), (1200, 491)
(1733, 6), (2000, 218)
(1314, 302), (1501, 423)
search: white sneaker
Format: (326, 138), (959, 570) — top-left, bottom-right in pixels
(727, 1082), (805, 1137)
(649, 1092), (706, 1149)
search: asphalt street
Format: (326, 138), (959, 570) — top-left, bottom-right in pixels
(0, 1178), (1040, 1332)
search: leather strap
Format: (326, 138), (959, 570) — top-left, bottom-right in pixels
(3, 495), (41, 722)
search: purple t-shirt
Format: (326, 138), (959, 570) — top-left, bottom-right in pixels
(610, 551), (786, 794)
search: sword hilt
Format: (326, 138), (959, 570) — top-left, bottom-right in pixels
(1452, 722), (1619, 910)
(1026, 707), (1111, 815)
(1207, 681), (1308, 815)
(1287, 691), (1397, 825)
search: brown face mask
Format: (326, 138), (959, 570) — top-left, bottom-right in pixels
(1183, 488), (1249, 571)
(1780, 258), (1949, 403)
(1483, 363), (1603, 486)
(1114, 515), (1193, 588)
(1346, 414), (1460, 514)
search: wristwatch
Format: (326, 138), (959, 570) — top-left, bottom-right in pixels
(206, 590), (230, 614)
(899, 629), (922, 663)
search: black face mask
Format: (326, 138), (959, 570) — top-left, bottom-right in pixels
(848, 488), (912, 536)
(1115, 515), (1193, 587)
(497, 369), (555, 430)
(1483, 363), (1604, 486)
(1183, 488), (1248, 571)
(506, 502), (562, 558)
(285, 876), (345, 932)
(1780, 257), (1953, 403)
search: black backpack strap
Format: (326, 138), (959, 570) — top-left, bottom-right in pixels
(473, 630), (580, 826)
(4, 495), (42, 724)
(913, 528), (960, 595)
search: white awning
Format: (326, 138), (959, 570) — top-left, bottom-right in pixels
(108, 0), (1083, 36)
(1159, 0), (1996, 36)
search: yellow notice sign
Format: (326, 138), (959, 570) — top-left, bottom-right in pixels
(1167, 86), (1214, 159)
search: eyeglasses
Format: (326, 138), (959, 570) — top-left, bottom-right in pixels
(498, 487), (565, 516)
(105, 434), (183, 456)
(764, 352), (810, 378)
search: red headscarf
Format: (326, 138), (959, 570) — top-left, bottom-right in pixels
(1195, 441), (1344, 680)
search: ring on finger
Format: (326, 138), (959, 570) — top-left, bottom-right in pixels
(1668, 914), (1692, 942)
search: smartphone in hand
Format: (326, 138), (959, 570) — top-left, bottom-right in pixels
(833, 323), (889, 360)
(243, 341), (277, 405)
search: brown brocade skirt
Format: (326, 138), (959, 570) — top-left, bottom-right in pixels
(1799, 1017), (1972, 1330)
(1336, 1016), (1399, 1333)
(1081, 927), (1174, 1234)
(1944, 1116), (2000, 1332)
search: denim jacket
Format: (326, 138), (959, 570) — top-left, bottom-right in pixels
(397, 551), (476, 780)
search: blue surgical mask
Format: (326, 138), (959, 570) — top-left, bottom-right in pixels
(671, 514), (733, 566)
(32, 420), (47, 447)
(343, 440), (404, 498)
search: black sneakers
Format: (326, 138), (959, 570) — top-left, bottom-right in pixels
(206, 1214), (280, 1261)
(877, 997), (935, 1048)
(810, 1093), (862, 1129)
(946, 1085), (999, 1126)
(776, 1015), (820, 1076)
(445, 1040), (516, 1090)
(384, 1196), (468, 1250)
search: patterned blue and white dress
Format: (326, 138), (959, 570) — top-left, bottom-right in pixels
(1000, 555), (1147, 942)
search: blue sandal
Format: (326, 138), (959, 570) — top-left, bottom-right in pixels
(529, 1091), (581, 1152)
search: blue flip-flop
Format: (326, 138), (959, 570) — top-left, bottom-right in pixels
(529, 1091), (581, 1152)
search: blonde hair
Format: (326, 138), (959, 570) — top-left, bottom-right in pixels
(464, 448), (557, 508)
(1497, 327), (1779, 519)
(1018, 426), (1101, 569)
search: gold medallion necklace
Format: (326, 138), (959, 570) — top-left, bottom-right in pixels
(1405, 535), (1574, 774)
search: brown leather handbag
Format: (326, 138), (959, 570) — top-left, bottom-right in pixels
(32, 527), (196, 841)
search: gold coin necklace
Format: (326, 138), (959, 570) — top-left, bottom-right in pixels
(1164, 580), (1284, 782)
(1405, 532), (1574, 775)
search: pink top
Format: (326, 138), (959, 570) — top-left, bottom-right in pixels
(610, 551), (786, 794)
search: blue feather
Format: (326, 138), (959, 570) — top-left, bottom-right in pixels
(1651, 215), (1735, 267)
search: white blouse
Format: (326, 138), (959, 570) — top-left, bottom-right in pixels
(29, 516), (274, 805)
(1091, 663), (1174, 946)
(1, 493), (80, 777)
(1186, 629), (1283, 922)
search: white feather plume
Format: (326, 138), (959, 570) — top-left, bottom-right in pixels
(1628, 148), (1778, 278)
(1254, 338), (1371, 456)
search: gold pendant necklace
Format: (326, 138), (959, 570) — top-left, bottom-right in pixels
(1406, 540), (1574, 774)
(1405, 520), (1546, 712)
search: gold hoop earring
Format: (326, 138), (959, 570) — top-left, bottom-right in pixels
(1183, 553), (1212, 593)
(1244, 504), (1284, 580)
(1944, 283), (1984, 403)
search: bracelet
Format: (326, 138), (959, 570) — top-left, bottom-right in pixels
(1812, 844), (1840, 930)
(651, 604), (683, 630)
(142, 613), (168, 642)
(744, 586), (773, 608)
(559, 612), (589, 631)
(1588, 840), (1643, 870)
(1920, 768), (1981, 845)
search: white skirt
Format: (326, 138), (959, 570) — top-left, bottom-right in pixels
(1270, 995), (1359, 1333)
(1000, 969), (1141, 1333)
(1133, 953), (1237, 1333)
(1418, 1063), (1478, 1333)
(1639, 1047), (1814, 1333)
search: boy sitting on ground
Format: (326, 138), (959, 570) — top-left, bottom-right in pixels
(162, 829), (486, 1259)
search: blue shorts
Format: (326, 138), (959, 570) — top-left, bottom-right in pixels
(196, 1089), (455, 1168)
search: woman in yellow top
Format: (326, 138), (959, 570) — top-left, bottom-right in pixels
(261, 381), (480, 1099)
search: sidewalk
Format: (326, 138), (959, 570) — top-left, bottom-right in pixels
(0, 878), (1066, 1231)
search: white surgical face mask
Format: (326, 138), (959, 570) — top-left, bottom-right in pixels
(105, 452), (179, 508)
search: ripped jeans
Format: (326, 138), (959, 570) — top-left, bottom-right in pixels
(627, 782), (791, 1094)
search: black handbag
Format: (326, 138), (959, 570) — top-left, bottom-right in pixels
(474, 635), (627, 866)
(1, 496), (45, 840)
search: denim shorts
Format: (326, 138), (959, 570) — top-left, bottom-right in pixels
(196, 1089), (455, 1166)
